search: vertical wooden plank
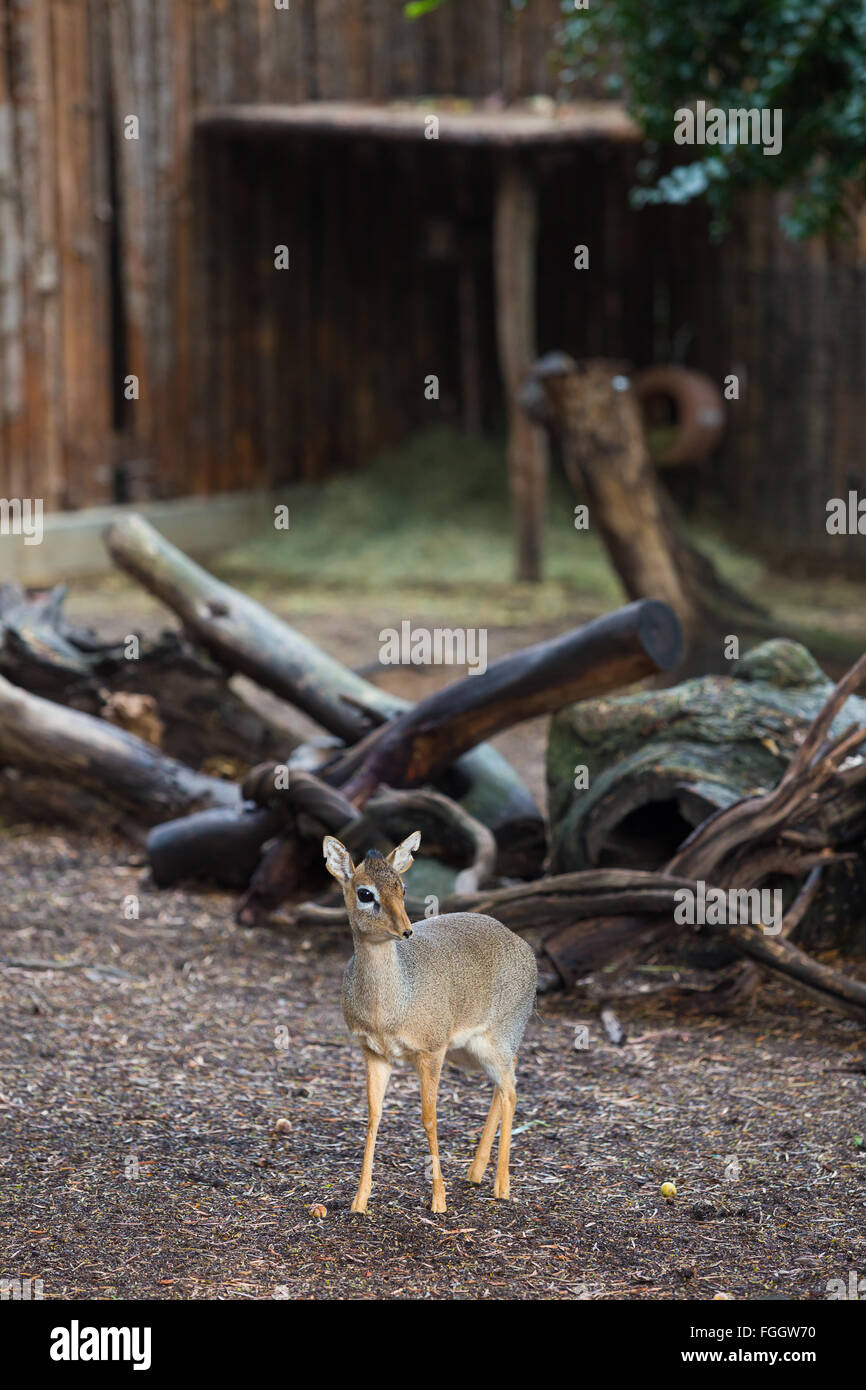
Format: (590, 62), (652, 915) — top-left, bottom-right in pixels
(27, 0), (64, 509)
(0, 0), (28, 497)
(187, 126), (214, 494)
(109, 0), (155, 462)
(255, 138), (281, 485)
(422, 0), (457, 96)
(315, 0), (360, 101)
(522, 0), (559, 96)
(251, 0), (307, 102)
(167, 0), (193, 495)
(455, 0), (503, 98)
(211, 134), (234, 491)
(365, 0), (389, 100)
(85, 0), (113, 502)
(389, 0), (424, 97)
(188, 1), (216, 493)
(348, 141), (376, 461)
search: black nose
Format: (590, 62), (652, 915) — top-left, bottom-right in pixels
(402, 928), (412, 938)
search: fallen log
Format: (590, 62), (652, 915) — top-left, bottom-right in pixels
(224, 598), (682, 922)
(543, 653), (866, 1016)
(0, 583), (290, 769)
(148, 767), (357, 892)
(341, 788), (498, 895)
(547, 638), (866, 952)
(233, 776), (499, 923)
(0, 769), (132, 837)
(147, 805), (283, 887)
(281, 652), (866, 1022)
(0, 673), (237, 825)
(106, 514), (397, 743)
(105, 514), (543, 860)
(0, 583), (110, 700)
(334, 599), (683, 802)
(102, 632), (292, 769)
(450, 865), (866, 1023)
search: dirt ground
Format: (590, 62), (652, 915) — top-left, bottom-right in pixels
(1, 597), (865, 1300)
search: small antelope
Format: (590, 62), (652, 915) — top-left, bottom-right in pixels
(323, 831), (537, 1214)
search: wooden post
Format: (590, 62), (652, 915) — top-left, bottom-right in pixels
(458, 260), (483, 436)
(494, 153), (548, 583)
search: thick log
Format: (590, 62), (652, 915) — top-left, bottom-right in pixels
(0, 672), (236, 824)
(231, 777), (498, 922)
(0, 769), (134, 838)
(0, 583), (290, 769)
(148, 804), (283, 888)
(547, 638), (866, 951)
(335, 599), (683, 802)
(224, 598), (681, 921)
(105, 513), (542, 856)
(540, 652), (866, 1012)
(103, 632), (292, 769)
(344, 788), (498, 895)
(148, 768), (356, 891)
(106, 513), (396, 742)
(521, 353), (764, 668)
(522, 354), (865, 674)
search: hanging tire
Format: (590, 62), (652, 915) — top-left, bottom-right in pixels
(633, 366), (725, 466)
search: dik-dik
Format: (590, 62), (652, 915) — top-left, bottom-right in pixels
(323, 831), (537, 1214)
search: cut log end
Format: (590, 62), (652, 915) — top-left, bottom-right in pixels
(636, 598), (684, 672)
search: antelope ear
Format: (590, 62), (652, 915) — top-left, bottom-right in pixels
(323, 835), (354, 883)
(387, 830), (421, 875)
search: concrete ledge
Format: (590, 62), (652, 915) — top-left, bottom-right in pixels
(0, 490), (292, 586)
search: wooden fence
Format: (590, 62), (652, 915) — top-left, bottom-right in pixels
(1, 1), (865, 569)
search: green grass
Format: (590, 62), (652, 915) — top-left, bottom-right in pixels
(222, 428), (623, 622)
(220, 427), (787, 627)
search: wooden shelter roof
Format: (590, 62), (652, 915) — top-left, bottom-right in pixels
(195, 100), (641, 148)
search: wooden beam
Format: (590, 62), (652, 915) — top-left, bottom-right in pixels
(494, 152), (548, 582)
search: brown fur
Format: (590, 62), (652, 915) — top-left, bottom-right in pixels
(323, 832), (537, 1214)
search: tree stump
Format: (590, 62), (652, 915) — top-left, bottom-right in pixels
(547, 639), (866, 953)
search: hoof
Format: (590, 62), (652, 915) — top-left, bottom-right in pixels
(431, 1192), (447, 1214)
(493, 1184), (510, 1201)
(466, 1168), (484, 1185)
(350, 1197), (369, 1215)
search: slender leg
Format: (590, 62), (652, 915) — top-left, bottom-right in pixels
(416, 1049), (447, 1213)
(351, 1050), (392, 1214)
(467, 1090), (502, 1184)
(493, 1065), (517, 1201)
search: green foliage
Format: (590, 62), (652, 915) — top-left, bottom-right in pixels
(557, 0), (866, 239)
(403, 0), (445, 18)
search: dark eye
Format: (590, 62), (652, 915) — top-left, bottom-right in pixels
(357, 887), (374, 904)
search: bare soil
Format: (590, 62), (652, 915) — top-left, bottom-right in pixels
(1, 599), (865, 1300)
(1, 825), (864, 1301)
